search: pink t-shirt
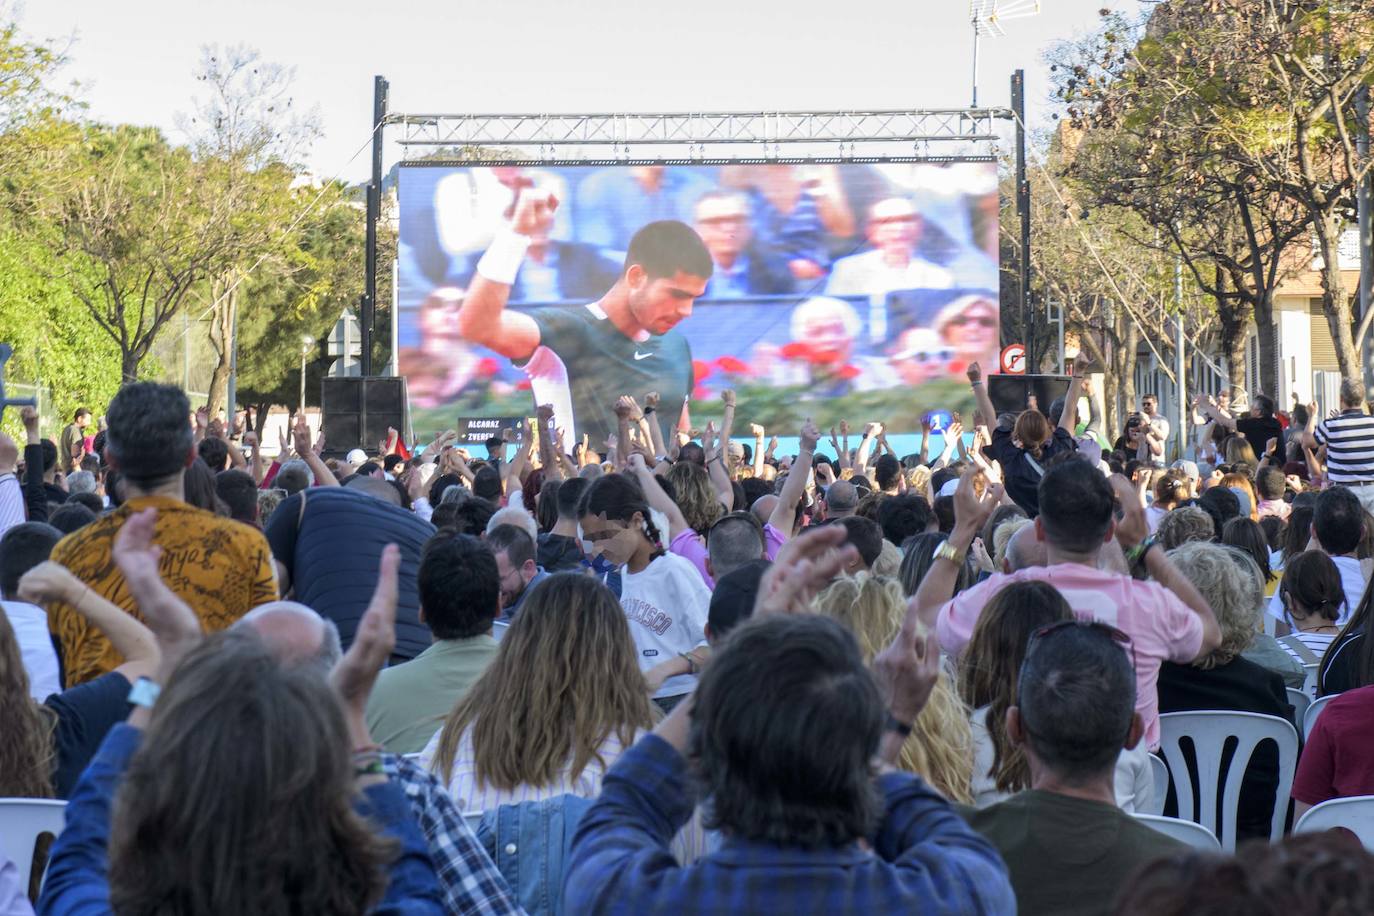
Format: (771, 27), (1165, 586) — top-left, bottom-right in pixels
(936, 564), (1205, 750)
(671, 523), (787, 590)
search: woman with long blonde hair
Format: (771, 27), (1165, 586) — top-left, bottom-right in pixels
(665, 461), (725, 536)
(422, 573), (656, 811)
(813, 574), (974, 803)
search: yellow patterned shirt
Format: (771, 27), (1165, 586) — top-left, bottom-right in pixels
(48, 495), (279, 687)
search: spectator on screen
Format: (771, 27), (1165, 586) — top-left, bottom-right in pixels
(45, 383), (278, 687)
(933, 293), (1000, 377)
(722, 164), (849, 280)
(576, 165), (714, 252)
(691, 191), (795, 298)
(825, 197), (955, 298)
(453, 220), (622, 304)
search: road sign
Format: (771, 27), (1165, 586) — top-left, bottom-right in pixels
(1000, 343), (1026, 375)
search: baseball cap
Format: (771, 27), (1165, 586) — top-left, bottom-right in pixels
(937, 478), (961, 498)
(345, 448), (368, 466)
(1171, 459), (1200, 480)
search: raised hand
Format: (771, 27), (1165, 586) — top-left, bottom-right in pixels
(953, 464), (1002, 533)
(329, 544), (399, 719)
(536, 403), (555, 423)
(721, 389), (736, 409)
(20, 406), (39, 444)
(873, 623), (942, 727)
(967, 362), (983, 384)
(751, 423), (766, 439)
(242, 430), (259, 450)
(278, 423), (291, 457)
(754, 525), (859, 617)
(1108, 474), (1149, 550)
(839, 420), (850, 437)
(292, 412), (313, 456)
(644, 392), (660, 410)
(510, 188), (559, 237)
(17, 561), (84, 607)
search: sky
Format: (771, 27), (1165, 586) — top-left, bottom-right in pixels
(18, 0), (1147, 182)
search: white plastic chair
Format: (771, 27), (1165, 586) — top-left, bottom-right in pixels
(1301, 663), (1320, 698)
(1158, 711), (1299, 851)
(1293, 796), (1374, 849)
(1286, 688), (1311, 732)
(1304, 694), (1339, 742)
(1143, 754), (1169, 816)
(1134, 813), (1222, 850)
(0, 798), (65, 895)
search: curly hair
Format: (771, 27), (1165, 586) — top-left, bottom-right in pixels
(666, 461), (724, 535)
(1157, 506), (1216, 551)
(813, 574), (974, 803)
(0, 610), (55, 797)
(1168, 541), (1263, 666)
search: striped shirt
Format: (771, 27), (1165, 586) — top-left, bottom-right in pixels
(1278, 631), (1338, 666)
(1315, 410), (1374, 484)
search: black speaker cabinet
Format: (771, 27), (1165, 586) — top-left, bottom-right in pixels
(319, 377), (407, 458)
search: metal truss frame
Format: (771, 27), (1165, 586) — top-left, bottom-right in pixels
(392, 108), (1009, 158)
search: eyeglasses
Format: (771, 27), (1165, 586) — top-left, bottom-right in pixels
(905, 348), (954, 363)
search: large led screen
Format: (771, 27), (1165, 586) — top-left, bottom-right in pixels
(398, 162), (1000, 444)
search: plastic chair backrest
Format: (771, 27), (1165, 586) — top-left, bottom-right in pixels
(1133, 813), (1222, 851)
(1144, 754), (1169, 816)
(1158, 711), (1299, 851)
(1302, 663), (1320, 698)
(1293, 795), (1374, 850)
(1286, 688), (1312, 732)
(0, 798), (65, 895)
(1304, 694), (1339, 742)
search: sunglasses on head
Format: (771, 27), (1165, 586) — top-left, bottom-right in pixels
(1027, 619), (1135, 670)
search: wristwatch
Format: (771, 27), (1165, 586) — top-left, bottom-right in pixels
(127, 676), (162, 709)
(884, 712), (913, 737)
(1125, 535), (1159, 571)
(933, 540), (967, 566)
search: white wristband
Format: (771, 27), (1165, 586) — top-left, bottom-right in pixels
(476, 229), (532, 286)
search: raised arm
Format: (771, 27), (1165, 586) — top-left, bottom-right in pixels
(1199, 396), (1238, 432)
(1059, 368), (1085, 433)
(718, 389), (737, 475)
(628, 453), (691, 541)
(454, 191), (555, 360)
(244, 430), (264, 484)
(854, 422), (880, 476)
(535, 404), (563, 480)
(642, 392), (668, 462)
(769, 419), (819, 537)
(502, 422), (533, 495)
(19, 562), (160, 682)
(967, 363), (998, 434)
(1107, 476), (1221, 658)
(292, 413), (338, 487)
(911, 465), (1004, 632)
(918, 417), (931, 466)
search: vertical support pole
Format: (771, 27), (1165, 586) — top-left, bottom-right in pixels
(1357, 87), (1373, 401)
(1175, 254), (1187, 462)
(1012, 70), (1033, 371)
(362, 75), (388, 377)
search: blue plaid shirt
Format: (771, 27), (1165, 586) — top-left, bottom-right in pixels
(563, 734), (1014, 915)
(383, 754), (525, 915)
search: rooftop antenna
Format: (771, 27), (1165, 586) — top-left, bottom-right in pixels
(971, 0), (1042, 107)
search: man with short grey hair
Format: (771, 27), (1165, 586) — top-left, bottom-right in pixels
(1306, 378), (1374, 515)
(234, 601), (342, 678)
(821, 480), (858, 520)
(706, 512), (766, 582)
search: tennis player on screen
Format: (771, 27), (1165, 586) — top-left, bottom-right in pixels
(457, 188), (712, 444)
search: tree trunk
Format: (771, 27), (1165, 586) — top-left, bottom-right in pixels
(120, 349), (140, 385)
(1252, 287), (1278, 397)
(206, 277), (238, 416)
(1117, 316), (1138, 436)
(1316, 214), (1360, 379)
(1215, 269), (1250, 394)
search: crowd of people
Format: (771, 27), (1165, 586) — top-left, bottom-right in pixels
(6, 367), (1374, 914)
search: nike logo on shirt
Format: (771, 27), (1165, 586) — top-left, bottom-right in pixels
(633, 351), (653, 361)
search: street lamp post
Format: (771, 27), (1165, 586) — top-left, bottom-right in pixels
(300, 335), (315, 413)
